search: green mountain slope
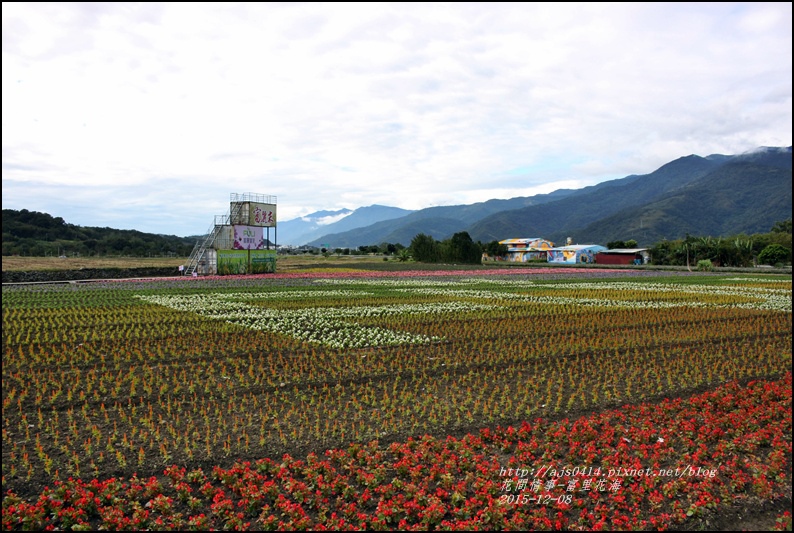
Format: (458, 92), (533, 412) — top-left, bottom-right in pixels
(466, 154), (724, 243)
(564, 160), (792, 246)
(467, 147), (791, 246)
(2, 209), (196, 257)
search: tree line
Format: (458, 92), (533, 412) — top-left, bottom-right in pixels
(408, 232), (497, 264)
(646, 220), (791, 267)
(399, 220), (791, 267)
(2, 209), (195, 257)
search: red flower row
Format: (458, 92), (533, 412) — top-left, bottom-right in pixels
(3, 373), (790, 531)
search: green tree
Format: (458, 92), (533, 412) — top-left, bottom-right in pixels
(757, 244), (790, 266)
(696, 259), (714, 271)
(378, 242), (397, 255)
(485, 240), (508, 258)
(725, 238), (753, 267)
(694, 236), (720, 263)
(673, 234), (699, 268)
(409, 233), (441, 263)
(771, 218), (792, 234)
(441, 232), (482, 264)
(649, 240), (676, 265)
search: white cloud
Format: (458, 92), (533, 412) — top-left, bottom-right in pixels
(2, 2), (791, 236)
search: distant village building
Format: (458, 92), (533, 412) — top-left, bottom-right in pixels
(595, 248), (650, 265)
(499, 238), (555, 262)
(547, 244), (607, 264)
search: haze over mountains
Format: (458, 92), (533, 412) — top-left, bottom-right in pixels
(276, 146), (791, 249)
(278, 205), (413, 247)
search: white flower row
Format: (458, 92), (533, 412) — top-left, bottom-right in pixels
(314, 278), (482, 287)
(136, 293), (490, 348)
(135, 276), (790, 349)
(458, 277), (541, 287)
(314, 275), (790, 311)
(395, 288), (531, 301)
(394, 287), (712, 310)
(722, 277), (791, 283)
(391, 282), (791, 312)
(532, 281), (791, 312)
(264, 289), (375, 298)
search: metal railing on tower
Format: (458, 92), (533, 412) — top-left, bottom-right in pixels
(183, 201), (246, 276)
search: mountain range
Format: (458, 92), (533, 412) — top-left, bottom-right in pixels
(277, 205), (412, 246)
(6, 147), (789, 256)
(279, 146), (791, 248)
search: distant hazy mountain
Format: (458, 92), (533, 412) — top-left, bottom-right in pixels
(276, 208), (352, 246)
(305, 146), (791, 248)
(279, 205), (413, 246)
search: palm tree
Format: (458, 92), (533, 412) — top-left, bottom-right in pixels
(733, 238), (754, 267)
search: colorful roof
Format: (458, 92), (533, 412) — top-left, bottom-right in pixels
(499, 238), (542, 245)
(549, 244), (606, 250)
(499, 238), (555, 250)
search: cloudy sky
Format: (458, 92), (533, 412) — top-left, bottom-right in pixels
(3, 3), (792, 237)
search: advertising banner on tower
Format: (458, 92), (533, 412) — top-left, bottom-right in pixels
(250, 203), (276, 227)
(233, 225), (268, 250)
(217, 249), (276, 275)
(230, 202), (277, 227)
(217, 250), (249, 275)
(250, 249), (277, 273)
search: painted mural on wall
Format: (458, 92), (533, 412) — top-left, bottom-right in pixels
(548, 248), (578, 263)
(499, 238), (555, 262)
(547, 245), (607, 264)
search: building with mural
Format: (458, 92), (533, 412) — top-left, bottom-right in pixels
(498, 238), (556, 262)
(547, 244), (608, 264)
(183, 193), (277, 276)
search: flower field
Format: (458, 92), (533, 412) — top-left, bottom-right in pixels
(2, 268), (792, 530)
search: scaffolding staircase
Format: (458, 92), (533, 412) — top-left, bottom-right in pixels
(183, 201), (245, 276)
